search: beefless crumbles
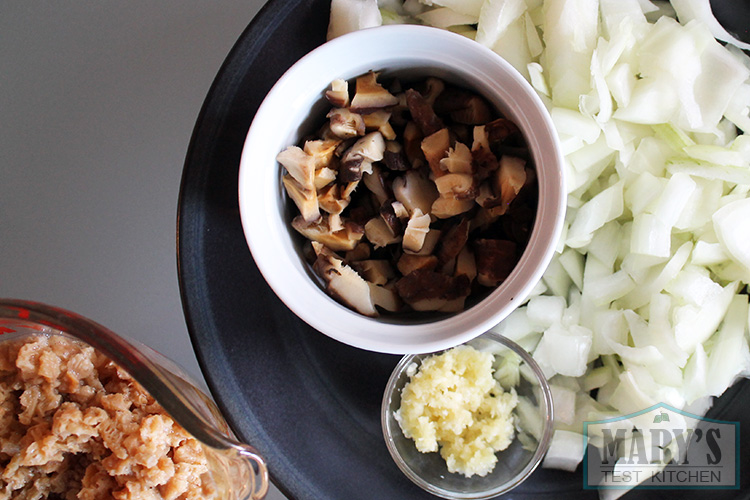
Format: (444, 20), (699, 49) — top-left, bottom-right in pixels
(0, 335), (217, 500)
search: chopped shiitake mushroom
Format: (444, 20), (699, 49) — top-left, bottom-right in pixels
(325, 78), (349, 108)
(365, 216), (401, 248)
(392, 169), (438, 216)
(402, 209), (431, 253)
(312, 246), (377, 317)
(351, 259), (396, 285)
(350, 71), (399, 114)
(292, 215), (363, 252)
(421, 128), (451, 177)
(397, 253), (438, 276)
(327, 108), (365, 138)
(282, 175), (320, 222)
(278, 72), (537, 316)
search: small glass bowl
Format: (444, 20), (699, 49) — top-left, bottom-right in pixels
(381, 331), (554, 499)
(0, 299), (268, 500)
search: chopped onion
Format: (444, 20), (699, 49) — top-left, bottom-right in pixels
(542, 430), (584, 471)
(671, 0), (750, 51)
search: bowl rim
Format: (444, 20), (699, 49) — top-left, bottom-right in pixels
(380, 331), (555, 499)
(238, 24), (566, 354)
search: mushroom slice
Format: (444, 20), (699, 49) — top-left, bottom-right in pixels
(431, 195), (475, 219)
(439, 142), (473, 174)
(455, 245), (477, 282)
(391, 200), (409, 219)
(350, 71), (399, 114)
(314, 167), (337, 190)
(397, 254), (438, 276)
(345, 242), (371, 262)
(363, 110), (396, 140)
(340, 131), (386, 182)
(363, 165), (391, 206)
(403, 121), (426, 169)
(313, 252), (377, 317)
(327, 108), (365, 139)
(351, 259), (396, 285)
(351, 131), (386, 163)
(340, 180), (359, 201)
(434, 173), (476, 200)
(292, 215), (364, 251)
(339, 155), (364, 183)
(475, 181), (495, 207)
(283, 175), (320, 222)
(369, 283), (402, 312)
(364, 217), (401, 248)
(404, 228), (441, 256)
(325, 78), (350, 108)
(402, 209), (431, 253)
(471, 206), (501, 232)
(317, 122), (340, 141)
(392, 170), (439, 217)
(379, 200), (403, 236)
(421, 128), (451, 177)
(405, 88), (444, 136)
(494, 155), (527, 208)
(317, 184), (350, 215)
(485, 117), (522, 145)
(328, 213), (344, 232)
(434, 87), (493, 125)
(436, 217), (470, 265)
(474, 239), (518, 287)
(478, 155), (527, 217)
(439, 297), (467, 313)
(471, 140), (500, 184)
(304, 139), (341, 168)
(277, 146), (315, 189)
(420, 77), (446, 106)
(451, 95), (493, 125)
(383, 140), (411, 171)
(471, 125), (490, 152)
(395, 269), (471, 307)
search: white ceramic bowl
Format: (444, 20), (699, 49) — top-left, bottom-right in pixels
(238, 25), (565, 354)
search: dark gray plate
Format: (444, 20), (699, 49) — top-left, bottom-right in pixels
(177, 1), (750, 498)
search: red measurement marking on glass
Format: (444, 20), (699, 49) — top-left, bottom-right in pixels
(0, 327), (16, 335)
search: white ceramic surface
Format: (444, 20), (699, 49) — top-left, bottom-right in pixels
(238, 24), (565, 355)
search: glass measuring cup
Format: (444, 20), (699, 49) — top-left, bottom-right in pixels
(0, 298), (269, 500)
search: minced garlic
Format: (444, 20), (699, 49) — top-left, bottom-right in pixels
(394, 345), (518, 478)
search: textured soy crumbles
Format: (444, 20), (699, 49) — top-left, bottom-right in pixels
(0, 334), (217, 500)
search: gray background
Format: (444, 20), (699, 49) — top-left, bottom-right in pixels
(1, 2), (287, 499)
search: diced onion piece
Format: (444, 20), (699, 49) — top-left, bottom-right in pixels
(704, 295), (750, 397)
(542, 430), (584, 471)
(430, 0), (484, 18)
(671, 0), (750, 51)
(673, 281), (739, 353)
(713, 198), (750, 272)
(566, 180), (623, 248)
(475, 0), (527, 48)
(533, 324), (593, 378)
(549, 384), (576, 425)
(416, 7), (477, 28)
(327, 0), (381, 40)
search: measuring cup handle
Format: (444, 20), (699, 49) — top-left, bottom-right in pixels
(241, 448), (270, 500)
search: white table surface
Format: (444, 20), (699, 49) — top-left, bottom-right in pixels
(2, 2), (287, 499)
